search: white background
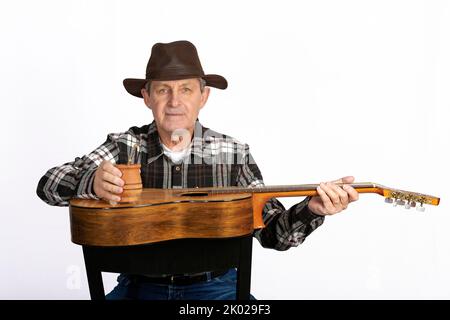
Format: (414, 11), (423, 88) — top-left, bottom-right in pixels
(1, 0), (449, 299)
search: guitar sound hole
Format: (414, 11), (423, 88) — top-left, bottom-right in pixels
(180, 192), (209, 197)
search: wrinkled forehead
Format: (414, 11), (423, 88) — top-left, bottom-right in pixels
(151, 78), (201, 88)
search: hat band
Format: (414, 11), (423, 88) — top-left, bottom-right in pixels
(147, 66), (204, 80)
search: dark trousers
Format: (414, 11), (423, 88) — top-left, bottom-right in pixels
(106, 268), (256, 300)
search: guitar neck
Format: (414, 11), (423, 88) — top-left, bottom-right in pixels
(181, 182), (440, 207)
(207, 182), (379, 195)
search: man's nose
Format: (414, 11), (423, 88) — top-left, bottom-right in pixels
(169, 91), (180, 107)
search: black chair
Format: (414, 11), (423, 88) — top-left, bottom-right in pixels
(82, 234), (253, 300)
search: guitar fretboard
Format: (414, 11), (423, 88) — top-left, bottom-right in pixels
(192, 182), (378, 194)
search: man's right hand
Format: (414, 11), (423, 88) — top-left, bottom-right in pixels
(93, 160), (125, 203)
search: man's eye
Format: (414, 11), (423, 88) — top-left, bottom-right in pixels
(182, 88), (191, 93)
(158, 89), (167, 94)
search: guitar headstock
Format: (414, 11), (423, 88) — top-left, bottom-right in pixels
(374, 183), (440, 212)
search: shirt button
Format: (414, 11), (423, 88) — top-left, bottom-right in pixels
(175, 166), (181, 171)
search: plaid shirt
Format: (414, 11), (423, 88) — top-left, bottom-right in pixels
(37, 120), (324, 251)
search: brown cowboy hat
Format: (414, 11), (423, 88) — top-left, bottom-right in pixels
(123, 40), (228, 98)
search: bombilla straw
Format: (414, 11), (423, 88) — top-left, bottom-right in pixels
(128, 143), (140, 165)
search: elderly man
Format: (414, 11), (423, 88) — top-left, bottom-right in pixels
(36, 40), (359, 300)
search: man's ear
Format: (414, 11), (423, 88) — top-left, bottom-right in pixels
(141, 88), (152, 109)
(199, 87), (210, 110)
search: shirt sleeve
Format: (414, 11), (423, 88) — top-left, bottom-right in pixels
(36, 133), (122, 206)
(236, 144), (325, 251)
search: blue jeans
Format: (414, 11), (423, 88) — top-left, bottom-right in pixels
(106, 268), (256, 300)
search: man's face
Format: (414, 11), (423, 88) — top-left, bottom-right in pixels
(141, 78), (210, 135)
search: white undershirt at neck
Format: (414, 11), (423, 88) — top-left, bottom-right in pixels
(161, 142), (192, 164)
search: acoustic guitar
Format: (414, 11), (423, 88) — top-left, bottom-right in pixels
(69, 182), (440, 247)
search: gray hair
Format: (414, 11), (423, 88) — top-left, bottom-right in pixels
(145, 78), (206, 93)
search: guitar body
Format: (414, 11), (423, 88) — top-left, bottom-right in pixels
(70, 188), (254, 246)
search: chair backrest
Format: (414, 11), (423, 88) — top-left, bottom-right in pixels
(81, 235), (253, 300)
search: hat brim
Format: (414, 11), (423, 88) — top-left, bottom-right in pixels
(123, 74), (227, 98)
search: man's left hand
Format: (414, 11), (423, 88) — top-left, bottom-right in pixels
(308, 176), (359, 216)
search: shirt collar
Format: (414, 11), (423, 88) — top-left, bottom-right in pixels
(146, 119), (205, 165)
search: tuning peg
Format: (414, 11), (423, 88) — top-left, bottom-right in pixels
(385, 198), (393, 204)
(405, 202), (411, 209)
(396, 199), (405, 206)
(410, 201), (416, 207)
(416, 204), (425, 212)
